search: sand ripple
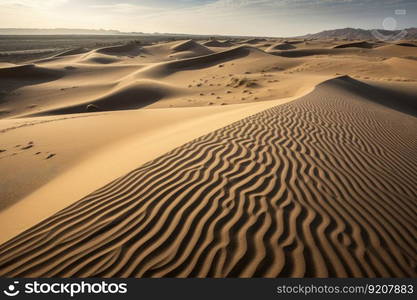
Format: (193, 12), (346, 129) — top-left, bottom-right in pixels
(0, 77), (416, 277)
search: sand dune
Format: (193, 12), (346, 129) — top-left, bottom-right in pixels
(140, 46), (266, 77)
(269, 48), (339, 57)
(0, 43), (306, 118)
(240, 38), (267, 44)
(95, 43), (143, 56)
(396, 42), (417, 47)
(333, 41), (374, 49)
(371, 44), (417, 57)
(0, 37), (416, 278)
(282, 40), (305, 45)
(0, 63), (17, 68)
(79, 53), (122, 64)
(202, 40), (234, 48)
(0, 95), (302, 245)
(333, 76), (417, 116)
(266, 43), (296, 51)
(171, 40), (207, 53)
(54, 48), (89, 58)
(28, 80), (184, 116)
(0, 64), (64, 80)
(169, 40), (213, 59)
(2, 38), (415, 119)
(0, 76), (416, 277)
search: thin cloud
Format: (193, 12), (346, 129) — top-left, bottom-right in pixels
(88, 3), (164, 14)
(0, 0), (415, 36)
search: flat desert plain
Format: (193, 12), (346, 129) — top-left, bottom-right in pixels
(0, 38), (416, 277)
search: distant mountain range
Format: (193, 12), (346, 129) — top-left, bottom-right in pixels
(300, 27), (417, 40)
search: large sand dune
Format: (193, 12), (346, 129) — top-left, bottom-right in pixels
(0, 76), (416, 277)
(0, 38), (416, 278)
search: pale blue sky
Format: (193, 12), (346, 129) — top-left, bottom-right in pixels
(0, 0), (416, 36)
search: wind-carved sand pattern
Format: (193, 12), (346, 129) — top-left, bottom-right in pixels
(0, 77), (416, 278)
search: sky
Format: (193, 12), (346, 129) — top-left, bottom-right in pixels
(0, 0), (416, 36)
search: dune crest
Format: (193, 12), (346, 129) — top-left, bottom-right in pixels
(95, 43), (143, 56)
(169, 40), (213, 59)
(54, 48), (89, 58)
(140, 45), (270, 78)
(202, 40), (234, 47)
(266, 43), (296, 51)
(0, 64), (63, 80)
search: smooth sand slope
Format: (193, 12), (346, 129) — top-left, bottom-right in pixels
(0, 76), (416, 277)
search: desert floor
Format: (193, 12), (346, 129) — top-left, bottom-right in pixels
(0, 37), (416, 277)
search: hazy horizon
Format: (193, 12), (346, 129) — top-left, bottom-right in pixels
(0, 25), (416, 38)
(0, 0), (416, 37)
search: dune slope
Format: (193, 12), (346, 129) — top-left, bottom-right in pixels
(28, 80), (183, 116)
(0, 76), (416, 278)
